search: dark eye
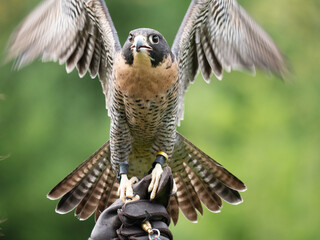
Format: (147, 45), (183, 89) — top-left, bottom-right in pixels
(149, 35), (159, 44)
(128, 34), (134, 43)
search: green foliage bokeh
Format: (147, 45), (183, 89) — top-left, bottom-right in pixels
(0, 0), (319, 239)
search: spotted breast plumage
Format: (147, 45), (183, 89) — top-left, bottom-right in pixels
(7, 0), (288, 224)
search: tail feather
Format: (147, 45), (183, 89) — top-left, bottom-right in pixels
(47, 141), (117, 220)
(174, 175), (198, 222)
(187, 157), (243, 205)
(184, 163), (222, 212)
(167, 195), (179, 226)
(106, 182), (119, 208)
(170, 133), (246, 221)
(55, 156), (109, 214)
(182, 135), (246, 192)
(95, 176), (119, 221)
(177, 169), (203, 215)
(75, 165), (111, 220)
(47, 142), (110, 200)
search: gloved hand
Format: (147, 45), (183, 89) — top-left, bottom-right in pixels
(89, 167), (174, 240)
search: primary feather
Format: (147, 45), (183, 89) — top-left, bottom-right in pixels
(173, 0), (288, 124)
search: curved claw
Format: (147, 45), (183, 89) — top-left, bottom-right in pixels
(148, 163), (163, 199)
(126, 194), (140, 203)
(118, 175), (139, 202)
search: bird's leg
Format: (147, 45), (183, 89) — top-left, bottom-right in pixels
(117, 163), (139, 202)
(148, 152), (168, 199)
(148, 163), (163, 199)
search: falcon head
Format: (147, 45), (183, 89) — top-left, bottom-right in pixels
(122, 28), (173, 67)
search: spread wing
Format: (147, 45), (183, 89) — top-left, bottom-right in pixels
(172, 0), (288, 124)
(6, 0), (121, 109)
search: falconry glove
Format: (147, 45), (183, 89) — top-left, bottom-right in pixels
(89, 167), (174, 240)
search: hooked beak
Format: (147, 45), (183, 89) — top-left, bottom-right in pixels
(131, 35), (152, 53)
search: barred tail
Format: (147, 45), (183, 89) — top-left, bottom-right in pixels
(168, 133), (246, 223)
(47, 141), (118, 221)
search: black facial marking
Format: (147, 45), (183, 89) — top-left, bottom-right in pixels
(122, 41), (134, 65)
(121, 28), (173, 67)
(149, 34), (171, 67)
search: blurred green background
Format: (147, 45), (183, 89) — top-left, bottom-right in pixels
(0, 0), (319, 239)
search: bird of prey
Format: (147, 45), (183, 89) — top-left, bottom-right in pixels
(7, 0), (287, 224)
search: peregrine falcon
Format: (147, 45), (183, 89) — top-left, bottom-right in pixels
(7, 0), (287, 224)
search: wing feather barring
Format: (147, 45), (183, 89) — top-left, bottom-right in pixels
(7, 0), (288, 224)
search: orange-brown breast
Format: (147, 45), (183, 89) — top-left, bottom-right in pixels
(114, 52), (178, 100)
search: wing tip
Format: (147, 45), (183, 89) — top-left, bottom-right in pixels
(239, 184), (247, 192)
(226, 194), (244, 205)
(278, 64), (293, 83)
(55, 198), (76, 215)
(208, 208), (221, 213)
(66, 64), (75, 74)
(182, 212), (198, 223)
(230, 197), (244, 205)
(232, 180), (247, 192)
(55, 205), (69, 215)
(46, 184), (65, 200)
(74, 212), (89, 221)
(46, 187), (62, 200)
(46, 193), (58, 201)
(216, 73), (223, 81)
